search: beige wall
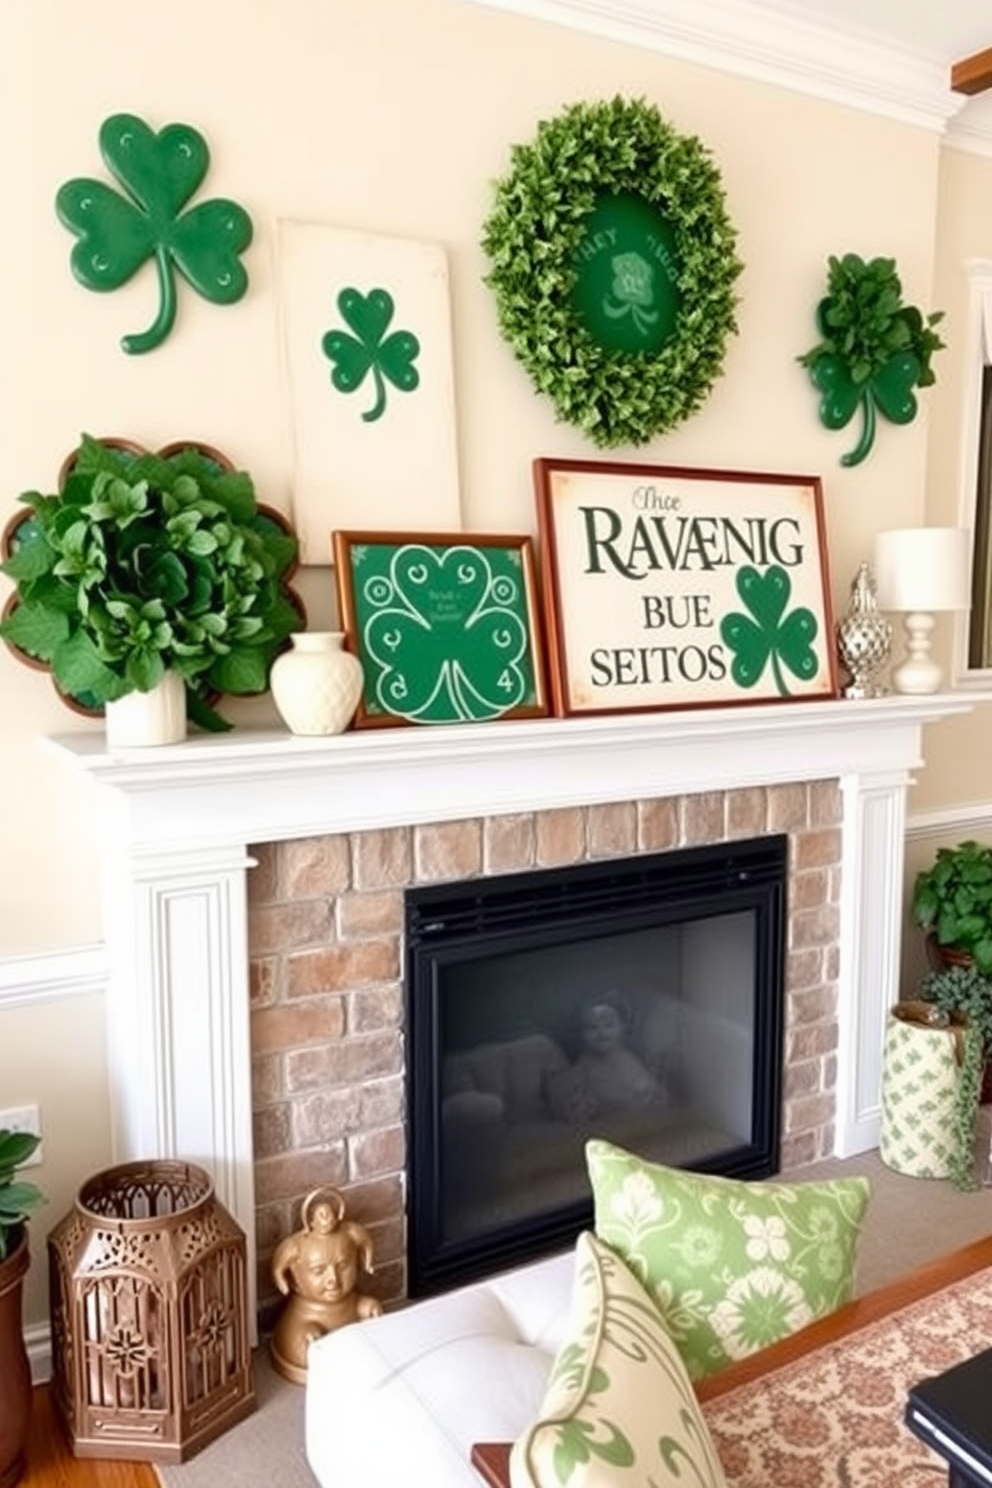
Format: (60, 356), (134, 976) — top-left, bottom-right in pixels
(0, 994), (109, 1325)
(0, 0), (981, 1332)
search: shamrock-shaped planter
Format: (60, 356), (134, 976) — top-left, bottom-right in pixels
(56, 113), (253, 354)
(799, 254), (944, 467)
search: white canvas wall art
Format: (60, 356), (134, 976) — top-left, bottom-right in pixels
(276, 220), (462, 564)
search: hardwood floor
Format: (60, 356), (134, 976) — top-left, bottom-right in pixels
(21, 1387), (157, 1488)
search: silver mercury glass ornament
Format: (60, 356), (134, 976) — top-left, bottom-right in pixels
(836, 560), (892, 699)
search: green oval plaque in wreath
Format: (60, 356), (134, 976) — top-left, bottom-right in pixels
(482, 96), (744, 449)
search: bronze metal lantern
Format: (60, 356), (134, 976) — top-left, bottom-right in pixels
(47, 1159), (255, 1463)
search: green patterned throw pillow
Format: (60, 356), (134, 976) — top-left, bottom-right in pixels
(586, 1139), (870, 1381)
(510, 1230), (727, 1488)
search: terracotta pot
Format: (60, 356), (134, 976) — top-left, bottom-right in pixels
(0, 1228), (32, 1488)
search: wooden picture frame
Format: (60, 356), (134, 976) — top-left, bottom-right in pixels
(332, 530), (548, 728)
(534, 458), (838, 717)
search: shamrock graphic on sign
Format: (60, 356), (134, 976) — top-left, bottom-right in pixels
(321, 287), (420, 423)
(720, 566), (820, 697)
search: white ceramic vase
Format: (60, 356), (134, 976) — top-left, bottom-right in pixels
(104, 671), (187, 749)
(270, 632), (364, 736)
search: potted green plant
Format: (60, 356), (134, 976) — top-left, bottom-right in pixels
(918, 963), (992, 1190)
(910, 839), (992, 974)
(0, 1129), (44, 1488)
(0, 436), (303, 733)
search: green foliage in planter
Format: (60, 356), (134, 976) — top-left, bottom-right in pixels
(798, 253), (945, 467)
(0, 437), (301, 731)
(481, 96), (743, 448)
(0, 1129), (44, 1259)
(911, 840), (992, 974)
(919, 963), (992, 1191)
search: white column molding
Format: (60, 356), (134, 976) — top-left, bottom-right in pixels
(100, 834), (257, 1327)
(833, 769), (911, 1156)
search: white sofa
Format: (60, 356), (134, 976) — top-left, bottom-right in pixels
(305, 1249), (574, 1488)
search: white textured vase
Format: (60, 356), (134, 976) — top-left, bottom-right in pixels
(270, 631), (364, 736)
(104, 671), (187, 749)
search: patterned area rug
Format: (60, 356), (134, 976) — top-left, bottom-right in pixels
(702, 1264), (992, 1487)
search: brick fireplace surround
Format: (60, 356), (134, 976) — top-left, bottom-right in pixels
(247, 783), (839, 1311)
(48, 693), (975, 1326)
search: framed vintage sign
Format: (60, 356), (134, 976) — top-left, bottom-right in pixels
(332, 530), (548, 728)
(533, 459), (838, 717)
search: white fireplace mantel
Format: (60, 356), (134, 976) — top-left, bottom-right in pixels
(46, 691), (982, 1308)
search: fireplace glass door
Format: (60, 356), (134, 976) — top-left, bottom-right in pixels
(405, 835), (787, 1296)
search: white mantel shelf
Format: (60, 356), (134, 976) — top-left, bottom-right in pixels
(46, 692), (978, 851)
(45, 691), (986, 1324)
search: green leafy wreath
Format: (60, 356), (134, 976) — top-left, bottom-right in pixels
(481, 96), (743, 449)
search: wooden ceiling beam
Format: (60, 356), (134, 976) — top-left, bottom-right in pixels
(952, 47), (992, 96)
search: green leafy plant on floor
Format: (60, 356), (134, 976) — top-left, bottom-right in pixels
(0, 1129), (44, 1260)
(798, 253), (945, 467)
(0, 437), (302, 731)
(919, 963), (992, 1191)
(911, 840), (992, 974)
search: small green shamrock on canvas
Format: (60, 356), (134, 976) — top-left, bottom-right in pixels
(321, 287), (421, 422)
(56, 113), (253, 355)
(720, 566), (820, 697)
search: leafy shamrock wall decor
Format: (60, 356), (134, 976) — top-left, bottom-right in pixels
(720, 566), (820, 697)
(321, 287), (421, 422)
(798, 253), (945, 467)
(56, 113), (253, 354)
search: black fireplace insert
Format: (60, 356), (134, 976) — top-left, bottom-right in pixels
(405, 834), (787, 1296)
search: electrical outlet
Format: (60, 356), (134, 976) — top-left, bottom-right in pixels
(0, 1105), (42, 1166)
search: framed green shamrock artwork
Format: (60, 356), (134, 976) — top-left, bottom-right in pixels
(533, 458), (838, 717)
(331, 530), (548, 727)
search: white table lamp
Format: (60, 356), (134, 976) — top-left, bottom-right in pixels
(872, 527), (971, 694)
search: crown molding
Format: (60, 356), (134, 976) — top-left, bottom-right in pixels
(460, 0), (970, 133)
(943, 101), (992, 158)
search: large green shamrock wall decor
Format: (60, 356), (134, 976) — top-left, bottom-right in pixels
(720, 566), (819, 697)
(321, 287), (421, 422)
(56, 113), (253, 355)
(798, 253), (944, 467)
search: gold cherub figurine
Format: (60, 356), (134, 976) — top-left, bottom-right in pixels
(270, 1185), (383, 1384)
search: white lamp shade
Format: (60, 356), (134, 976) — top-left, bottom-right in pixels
(872, 527), (971, 613)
